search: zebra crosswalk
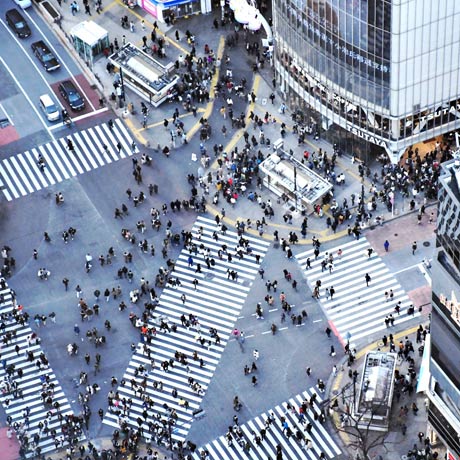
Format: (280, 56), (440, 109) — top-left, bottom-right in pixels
(103, 216), (271, 442)
(0, 118), (137, 201)
(192, 387), (341, 460)
(296, 237), (419, 345)
(0, 281), (84, 456)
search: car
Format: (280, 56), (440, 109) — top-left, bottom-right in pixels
(58, 80), (85, 111)
(13, 0), (32, 9)
(39, 94), (60, 122)
(31, 41), (60, 72)
(5, 8), (31, 38)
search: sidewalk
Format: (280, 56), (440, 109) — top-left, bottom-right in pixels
(42, 0), (436, 247)
(327, 323), (441, 460)
(27, 4), (439, 460)
(25, 435), (174, 460)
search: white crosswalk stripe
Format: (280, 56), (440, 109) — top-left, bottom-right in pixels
(103, 217), (270, 443)
(193, 387), (341, 459)
(0, 118), (137, 201)
(0, 281), (84, 456)
(296, 238), (419, 345)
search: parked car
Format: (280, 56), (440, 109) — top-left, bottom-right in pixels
(5, 8), (31, 38)
(32, 40), (60, 72)
(39, 94), (60, 122)
(58, 80), (85, 111)
(13, 0), (32, 9)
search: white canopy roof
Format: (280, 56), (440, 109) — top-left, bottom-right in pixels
(71, 21), (107, 46)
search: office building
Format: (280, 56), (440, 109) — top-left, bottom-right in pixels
(424, 158), (460, 458)
(273, 0), (460, 162)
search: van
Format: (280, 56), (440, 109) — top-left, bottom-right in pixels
(39, 94), (60, 122)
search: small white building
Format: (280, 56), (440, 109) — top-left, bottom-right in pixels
(259, 152), (332, 213)
(70, 21), (109, 68)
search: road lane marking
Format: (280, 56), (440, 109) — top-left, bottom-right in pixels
(0, 56), (54, 140)
(22, 10), (97, 111)
(0, 103), (14, 126)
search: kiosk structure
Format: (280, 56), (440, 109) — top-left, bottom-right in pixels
(109, 43), (180, 107)
(259, 151), (332, 214)
(353, 351), (397, 432)
(70, 21), (109, 69)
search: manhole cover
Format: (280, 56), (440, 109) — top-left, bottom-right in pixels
(423, 241), (431, 247)
(205, 273), (215, 280)
(394, 233), (398, 237)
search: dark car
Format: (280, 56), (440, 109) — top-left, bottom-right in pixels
(5, 9), (31, 38)
(58, 80), (85, 111)
(31, 40), (60, 72)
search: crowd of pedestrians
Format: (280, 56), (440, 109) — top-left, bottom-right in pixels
(1, 0), (454, 458)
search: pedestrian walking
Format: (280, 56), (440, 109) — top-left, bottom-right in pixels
(33, 249), (38, 260)
(253, 349), (259, 361)
(365, 273), (371, 286)
(384, 240), (390, 252)
(63, 278), (69, 291)
(412, 241), (417, 255)
(75, 284), (82, 298)
(332, 365), (337, 376)
(306, 367), (311, 376)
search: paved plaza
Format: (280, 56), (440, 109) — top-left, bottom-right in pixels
(0, 1), (441, 459)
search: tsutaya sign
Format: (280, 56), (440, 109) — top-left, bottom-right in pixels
(417, 102), (460, 123)
(345, 123), (387, 148)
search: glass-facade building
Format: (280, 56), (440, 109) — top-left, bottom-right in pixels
(273, 0), (460, 162)
(426, 159), (460, 458)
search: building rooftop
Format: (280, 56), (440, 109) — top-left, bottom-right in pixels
(356, 352), (396, 419)
(259, 153), (332, 205)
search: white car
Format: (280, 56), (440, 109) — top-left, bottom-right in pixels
(13, 0), (32, 9)
(39, 94), (60, 122)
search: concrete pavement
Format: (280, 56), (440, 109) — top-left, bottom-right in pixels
(41, 0), (437, 247)
(1, 2), (439, 459)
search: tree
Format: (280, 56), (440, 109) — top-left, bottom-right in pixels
(324, 381), (390, 460)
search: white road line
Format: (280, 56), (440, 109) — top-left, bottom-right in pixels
(73, 132), (99, 169)
(0, 159), (21, 197)
(31, 148), (55, 185)
(17, 154), (41, 191)
(0, 56), (54, 140)
(22, 11), (97, 112)
(79, 129), (106, 166)
(9, 156), (33, 193)
(0, 102), (14, 125)
(48, 140), (77, 177)
(393, 263), (424, 275)
(23, 151), (48, 187)
(38, 145), (62, 182)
